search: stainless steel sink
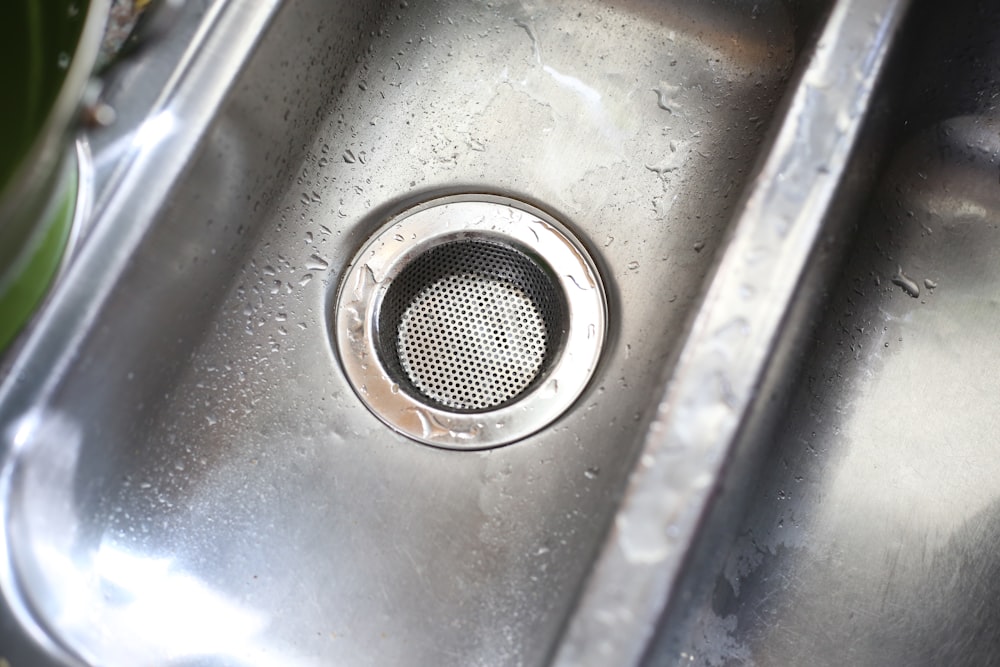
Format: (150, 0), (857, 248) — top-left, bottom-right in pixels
(0, 0), (924, 665)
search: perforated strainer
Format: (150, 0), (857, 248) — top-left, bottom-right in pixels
(334, 195), (605, 449)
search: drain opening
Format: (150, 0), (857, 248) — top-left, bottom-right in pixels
(335, 195), (606, 449)
(378, 239), (565, 412)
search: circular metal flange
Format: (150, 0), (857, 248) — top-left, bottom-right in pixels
(334, 194), (606, 450)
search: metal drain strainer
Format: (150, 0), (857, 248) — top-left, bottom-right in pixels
(335, 195), (605, 449)
(382, 240), (564, 412)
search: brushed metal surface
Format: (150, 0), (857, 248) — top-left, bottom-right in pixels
(670, 2), (1000, 665)
(0, 0), (932, 665)
(555, 1), (908, 664)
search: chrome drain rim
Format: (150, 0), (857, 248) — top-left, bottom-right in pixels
(334, 194), (606, 449)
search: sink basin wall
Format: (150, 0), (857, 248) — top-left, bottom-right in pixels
(668, 1), (1000, 664)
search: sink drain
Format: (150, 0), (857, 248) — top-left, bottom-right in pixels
(383, 239), (564, 412)
(334, 195), (606, 449)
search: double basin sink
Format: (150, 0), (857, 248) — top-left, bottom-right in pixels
(2, 0), (996, 665)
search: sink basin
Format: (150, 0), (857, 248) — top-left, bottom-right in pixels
(664, 1), (1000, 665)
(0, 0), (916, 665)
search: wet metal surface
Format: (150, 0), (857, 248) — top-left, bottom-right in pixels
(672, 2), (1000, 665)
(0, 1), (815, 665)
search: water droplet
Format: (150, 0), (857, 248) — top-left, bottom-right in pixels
(513, 18), (542, 64)
(627, 260), (640, 271)
(567, 273), (594, 290)
(57, 52), (70, 69)
(275, 312), (287, 322)
(652, 83), (680, 113)
(891, 266), (920, 298)
(410, 408), (451, 440)
(693, 241), (705, 252)
(584, 467), (600, 479)
(343, 149), (356, 163)
(298, 273), (314, 286)
(318, 157), (329, 167)
(390, 383), (399, 394)
(306, 254), (329, 270)
(68, 3), (80, 17)
(923, 278), (937, 289)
